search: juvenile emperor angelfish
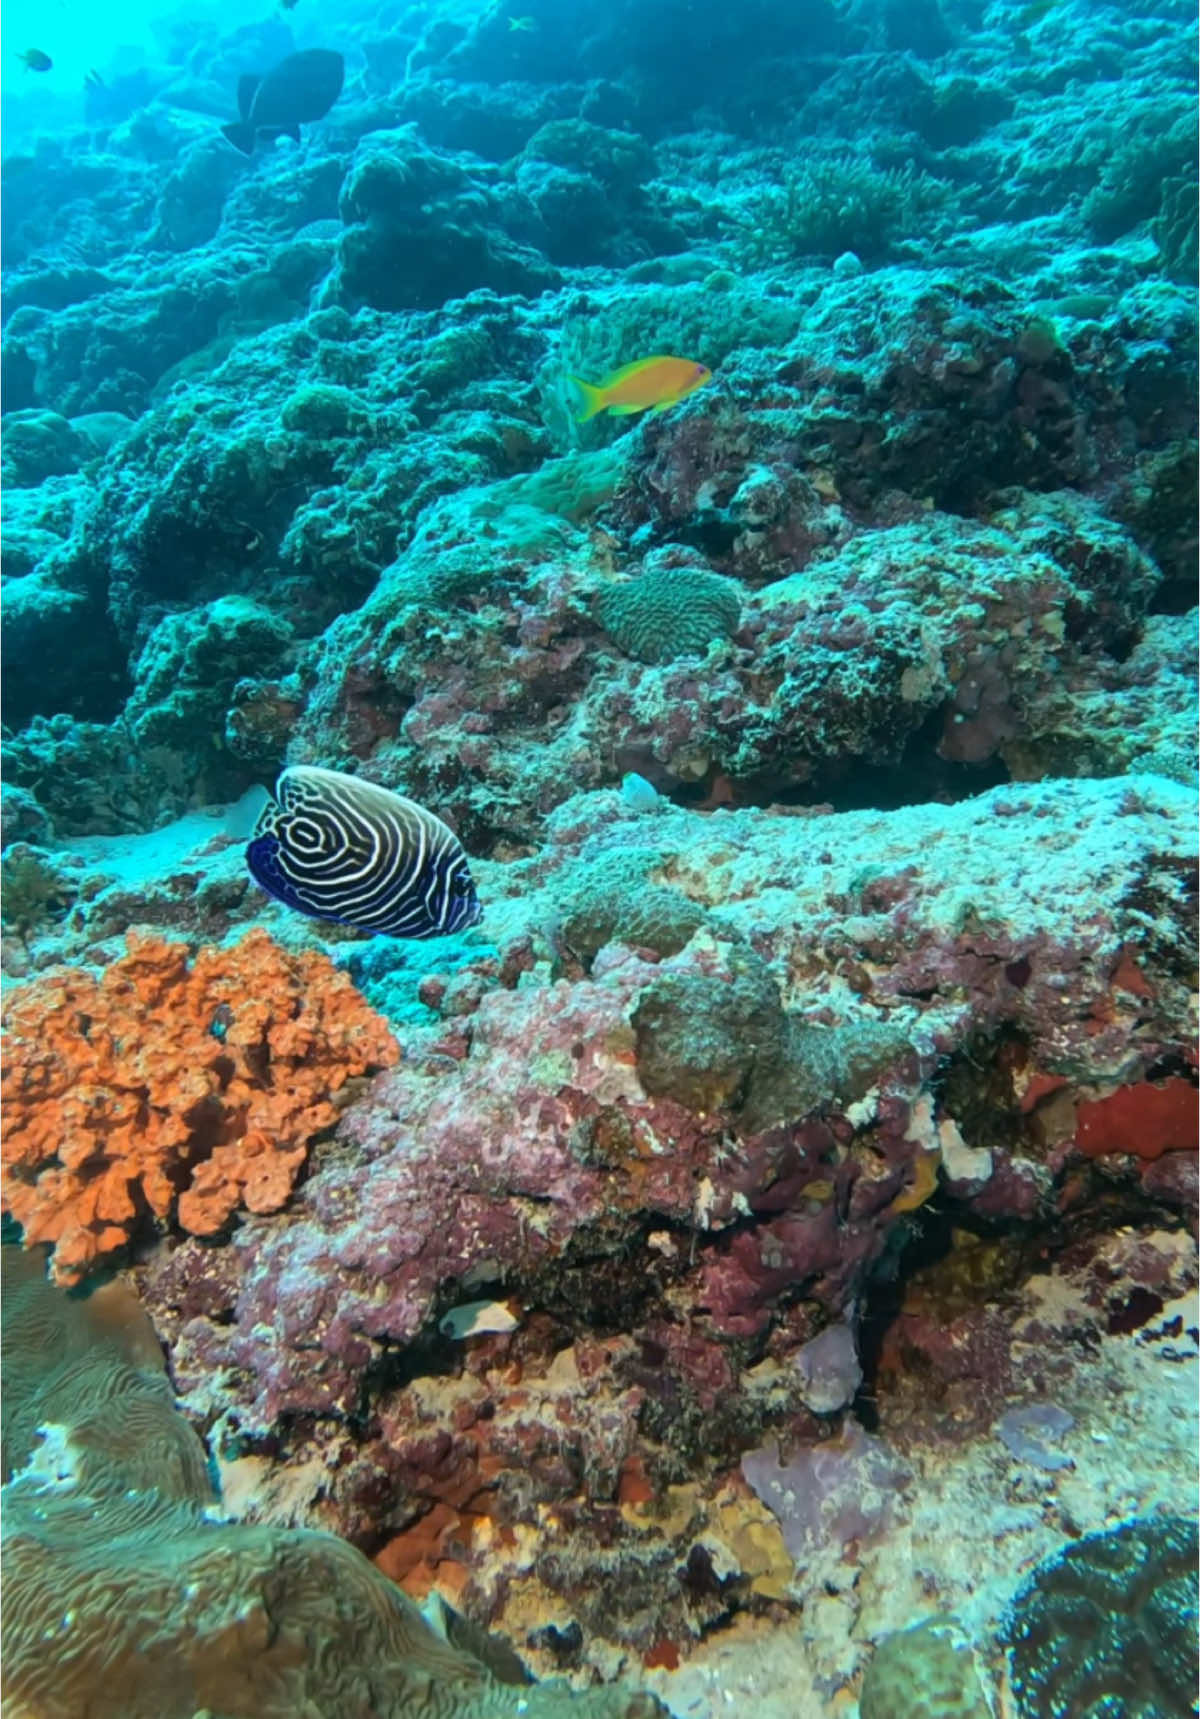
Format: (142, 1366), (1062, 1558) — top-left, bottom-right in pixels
(246, 765), (483, 939)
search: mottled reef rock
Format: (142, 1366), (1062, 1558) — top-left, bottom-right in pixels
(122, 774), (1195, 1433)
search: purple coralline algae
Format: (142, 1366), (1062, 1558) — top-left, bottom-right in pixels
(741, 1420), (908, 1563)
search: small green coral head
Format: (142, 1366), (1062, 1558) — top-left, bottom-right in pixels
(594, 558), (742, 665)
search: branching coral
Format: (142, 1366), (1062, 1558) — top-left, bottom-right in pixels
(0, 843), (73, 938)
(736, 154), (948, 263)
(1, 929), (400, 1282)
(1082, 109), (1198, 243)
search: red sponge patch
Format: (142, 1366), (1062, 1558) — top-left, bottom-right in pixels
(1075, 1077), (1198, 1160)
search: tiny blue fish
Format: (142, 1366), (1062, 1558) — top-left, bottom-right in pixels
(247, 765), (482, 939)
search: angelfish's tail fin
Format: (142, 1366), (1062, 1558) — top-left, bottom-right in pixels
(221, 121), (256, 155)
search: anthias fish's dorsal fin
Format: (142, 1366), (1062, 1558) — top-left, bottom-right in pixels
(237, 74), (261, 120)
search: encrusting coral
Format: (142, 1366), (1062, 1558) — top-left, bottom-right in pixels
(1, 928), (400, 1282)
(0, 1246), (664, 1719)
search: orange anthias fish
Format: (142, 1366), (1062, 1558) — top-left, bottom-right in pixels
(569, 355), (712, 422)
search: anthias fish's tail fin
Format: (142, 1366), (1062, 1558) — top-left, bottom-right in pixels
(569, 376), (604, 423)
(221, 121), (257, 155)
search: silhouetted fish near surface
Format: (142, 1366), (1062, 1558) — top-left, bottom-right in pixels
(246, 765), (483, 939)
(221, 49), (344, 156)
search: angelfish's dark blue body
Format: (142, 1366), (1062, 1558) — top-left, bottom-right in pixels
(246, 765), (482, 940)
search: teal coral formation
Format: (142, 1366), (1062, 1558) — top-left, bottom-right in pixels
(737, 156), (949, 264)
(1005, 1516), (1199, 1719)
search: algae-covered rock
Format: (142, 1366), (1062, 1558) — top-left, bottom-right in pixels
(280, 382), (375, 439)
(69, 411), (136, 457)
(1, 409), (87, 486)
(333, 128), (558, 313)
(556, 849), (708, 966)
(861, 1616), (992, 1719)
(2, 567), (126, 729)
(126, 596), (293, 755)
(633, 939), (786, 1112)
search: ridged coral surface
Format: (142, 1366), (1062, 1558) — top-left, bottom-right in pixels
(0, 1248), (663, 1719)
(1, 929), (400, 1280)
(593, 563), (742, 665)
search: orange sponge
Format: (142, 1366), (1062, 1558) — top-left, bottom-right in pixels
(1, 929), (400, 1282)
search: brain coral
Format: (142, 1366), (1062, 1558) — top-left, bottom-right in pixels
(594, 562), (741, 664)
(1, 929), (400, 1282)
(555, 849), (709, 967)
(1005, 1515), (1199, 1719)
(0, 1247), (664, 1719)
(632, 939), (786, 1113)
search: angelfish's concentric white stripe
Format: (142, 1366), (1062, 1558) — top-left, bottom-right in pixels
(248, 765), (482, 939)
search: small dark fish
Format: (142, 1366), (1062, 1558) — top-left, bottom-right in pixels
(246, 765), (482, 939)
(221, 48), (343, 157)
(84, 68), (106, 90)
(19, 49), (53, 72)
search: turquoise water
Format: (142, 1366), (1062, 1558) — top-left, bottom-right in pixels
(1, 0), (1197, 1714)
